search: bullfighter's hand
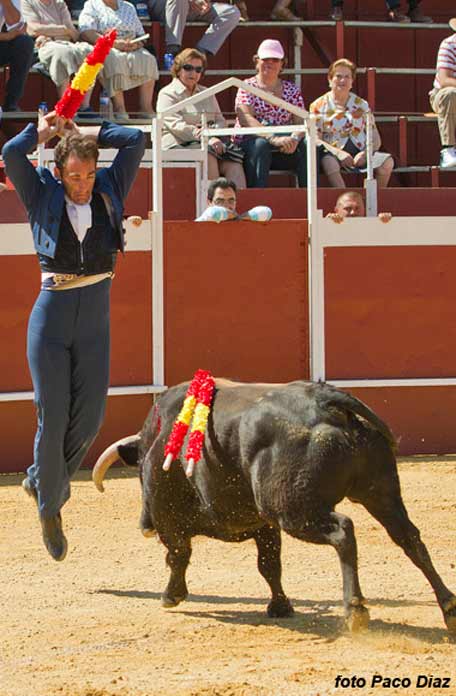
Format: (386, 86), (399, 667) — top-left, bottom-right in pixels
(378, 212), (392, 223)
(37, 111), (67, 143)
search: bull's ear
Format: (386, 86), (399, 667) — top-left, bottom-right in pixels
(118, 442), (139, 468)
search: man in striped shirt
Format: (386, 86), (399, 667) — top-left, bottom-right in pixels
(430, 19), (456, 169)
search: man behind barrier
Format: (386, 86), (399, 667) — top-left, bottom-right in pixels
(195, 177), (272, 222)
(327, 191), (392, 224)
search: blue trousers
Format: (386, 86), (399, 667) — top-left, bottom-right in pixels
(26, 280), (111, 518)
(240, 136), (308, 188)
(0, 34), (34, 111)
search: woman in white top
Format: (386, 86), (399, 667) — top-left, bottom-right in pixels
(79, 0), (158, 120)
(310, 58), (394, 187)
(23, 0), (93, 111)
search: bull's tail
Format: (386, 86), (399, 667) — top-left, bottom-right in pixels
(316, 382), (396, 449)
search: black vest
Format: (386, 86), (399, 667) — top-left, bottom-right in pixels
(38, 193), (118, 274)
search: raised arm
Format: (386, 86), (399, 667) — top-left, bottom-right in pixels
(97, 121), (146, 201)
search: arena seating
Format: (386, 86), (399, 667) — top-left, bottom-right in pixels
(0, 0), (455, 198)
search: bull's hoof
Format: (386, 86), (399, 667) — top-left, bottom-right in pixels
(267, 597), (294, 618)
(345, 605), (369, 633)
(443, 596), (456, 635)
(141, 527), (156, 538)
(161, 592), (188, 608)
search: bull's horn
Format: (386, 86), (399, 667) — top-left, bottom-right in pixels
(92, 434), (140, 493)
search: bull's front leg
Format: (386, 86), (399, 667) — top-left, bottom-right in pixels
(160, 534), (192, 608)
(253, 525), (294, 618)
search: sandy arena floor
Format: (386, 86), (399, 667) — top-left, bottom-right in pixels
(1, 459), (455, 696)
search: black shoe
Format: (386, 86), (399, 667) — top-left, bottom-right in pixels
(41, 514), (68, 562)
(408, 7), (432, 23)
(22, 477), (38, 504)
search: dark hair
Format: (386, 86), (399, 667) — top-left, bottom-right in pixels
(207, 177), (237, 202)
(171, 47), (207, 79)
(54, 133), (99, 172)
(328, 58), (356, 80)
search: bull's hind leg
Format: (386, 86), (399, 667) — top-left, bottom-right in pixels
(160, 535), (192, 608)
(253, 525), (294, 618)
(284, 511), (369, 632)
(361, 496), (456, 634)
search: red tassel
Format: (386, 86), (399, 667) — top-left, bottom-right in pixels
(185, 430), (205, 462)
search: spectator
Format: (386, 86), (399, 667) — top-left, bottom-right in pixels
(156, 48), (246, 189)
(234, 39), (308, 188)
(430, 18), (456, 169)
(195, 176), (272, 221)
(330, 1), (431, 22)
(147, 0), (240, 65)
(310, 58), (394, 188)
(270, 0), (299, 21)
(0, 0), (34, 113)
(79, 0), (158, 120)
(326, 191), (392, 223)
(229, 0), (248, 22)
(22, 0), (94, 113)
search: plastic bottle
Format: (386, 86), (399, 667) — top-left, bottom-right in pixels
(135, 1), (149, 19)
(99, 89), (112, 120)
(38, 101), (48, 119)
(163, 52), (174, 71)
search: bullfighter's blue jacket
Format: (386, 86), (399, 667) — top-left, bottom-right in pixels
(2, 121), (146, 258)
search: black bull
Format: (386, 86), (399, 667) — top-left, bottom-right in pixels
(93, 379), (456, 633)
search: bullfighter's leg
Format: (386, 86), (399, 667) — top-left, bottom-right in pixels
(160, 534), (192, 608)
(64, 282), (111, 481)
(361, 495), (456, 634)
(283, 511), (369, 632)
(253, 525), (294, 618)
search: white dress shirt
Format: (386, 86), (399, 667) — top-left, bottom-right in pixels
(65, 196), (92, 243)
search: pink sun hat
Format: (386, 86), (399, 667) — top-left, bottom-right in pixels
(257, 39), (285, 60)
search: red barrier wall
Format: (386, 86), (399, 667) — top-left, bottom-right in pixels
(324, 246), (456, 380)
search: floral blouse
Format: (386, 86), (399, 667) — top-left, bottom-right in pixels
(78, 0), (144, 40)
(234, 76), (305, 139)
(309, 91), (376, 150)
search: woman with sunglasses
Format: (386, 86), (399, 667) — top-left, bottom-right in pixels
(234, 39), (308, 188)
(156, 48), (246, 188)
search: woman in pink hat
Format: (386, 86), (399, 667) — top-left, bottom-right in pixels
(234, 38), (309, 188)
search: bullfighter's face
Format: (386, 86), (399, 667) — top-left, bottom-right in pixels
(54, 154), (97, 205)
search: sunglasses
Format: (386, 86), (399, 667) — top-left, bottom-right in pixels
(182, 64), (204, 73)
